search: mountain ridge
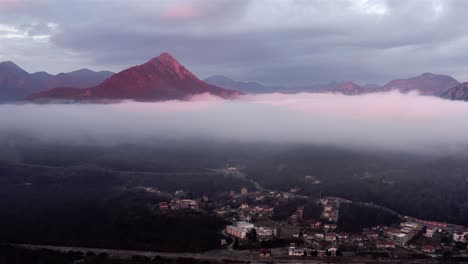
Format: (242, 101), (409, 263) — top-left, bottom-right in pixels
(28, 53), (241, 102)
(0, 61), (114, 101)
(441, 82), (468, 101)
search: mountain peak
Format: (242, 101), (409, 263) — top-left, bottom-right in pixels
(158, 52), (175, 60)
(146, 52), (197, 81)
(0, 60), (17, 66)
(0, 60), (26, 73)
(420, 72), (436, 77)
(149, 52), (179, 66)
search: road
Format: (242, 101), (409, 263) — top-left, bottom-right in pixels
(12, 244), (448, 264)
(220, 229), (234, 252)
(13, 162), (218, 176)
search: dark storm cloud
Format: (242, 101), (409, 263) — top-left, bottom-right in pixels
(2, 0), (468, 85)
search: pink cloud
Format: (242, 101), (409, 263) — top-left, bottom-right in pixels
(160, 3), (200, 21)
(241, 91), (452, 122)
(0, 0), (25, 11)
(110, 94), (222, 113)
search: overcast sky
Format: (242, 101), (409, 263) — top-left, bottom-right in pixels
(1, 0), (468, 86)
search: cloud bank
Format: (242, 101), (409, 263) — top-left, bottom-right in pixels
(2, 92), (468, 154)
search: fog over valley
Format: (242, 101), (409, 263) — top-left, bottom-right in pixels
(2, 91), (468, 155)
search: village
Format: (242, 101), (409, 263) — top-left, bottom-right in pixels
(150, 171), (468, 261)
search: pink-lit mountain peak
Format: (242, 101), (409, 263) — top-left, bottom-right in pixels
(146, 52), (198, 81)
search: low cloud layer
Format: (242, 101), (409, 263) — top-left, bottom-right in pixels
(2, 92), (468, 154)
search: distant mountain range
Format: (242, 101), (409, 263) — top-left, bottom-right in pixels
(381, 73), (460, 96)
(0, 61), (113, 101)
(28, 53), (240, 102)
(2, 53), (468, 102)
(205, 73), (464, 99)
(203, 75), (285, 94)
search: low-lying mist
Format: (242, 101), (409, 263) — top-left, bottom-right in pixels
(2, 92), (468, 155)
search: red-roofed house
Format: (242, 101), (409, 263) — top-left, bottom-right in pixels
(422, 245), (436, 253)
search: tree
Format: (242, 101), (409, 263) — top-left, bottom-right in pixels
(233, 238), (239, 249)
(247, 228), (257, 241)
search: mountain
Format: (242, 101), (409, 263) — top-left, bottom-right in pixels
(316, 81), (367, 95)
(381, 73), (459, 96)
(362, 83), (381, 90)
(28, 53), (241, 102)
(204, 75), (284, 93)
(0, 61), (113, 101)
(441, 82), (468, 101)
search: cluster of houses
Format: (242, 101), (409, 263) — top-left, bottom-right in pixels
(150, 184), (468, 259)
(157, 189), (204, 211)
(382, 222), (423, 245)
(288, 243), (339, 257)
(159, 198), (199, 210)
(279, 195), (468, 258)
(320, 197), (350, 223)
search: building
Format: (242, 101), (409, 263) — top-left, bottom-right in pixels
(320, 198), (329, 205)
(256, 226), (277, 241)
(226, 225), (248, 239)
(422, 245), (436, 253)
(226, 221), (275, 241)
(237, 221), (254, 229)
(290, 186), (302, 193)
(311, 221), (322, 230)
(327, 213), (338, 222)
(327, 247), (338, 256)
(363, 231), (379, 240)
(453, 231), (468, 243)
(288, 244), (305, 256)
(325, 232), (337, 242)
(159, 202), (168, 210)
(338, 232), (349, 240)
(305, 175), (321, 184)
(259, 248), (271, 257)
(425, 227), (436, 238)
(169, 198), (199, 210)
(384, 227), (401, 238)
(240, 187), (248, 195)
(395, 233), (409, 244)
(324, 224), (337, 232)
(226, 221), (255, 239)
(174, 190), (186, 197)
(351, 234), (364, 242)
(376, 240), (395, 249)
(315, 233), (325, 240)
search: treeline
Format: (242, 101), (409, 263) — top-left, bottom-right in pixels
(246, 146), (468, 225)
(338, 203), (400, 233)
(0, 188), (225, 252)
(0, 163), (230, 252)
